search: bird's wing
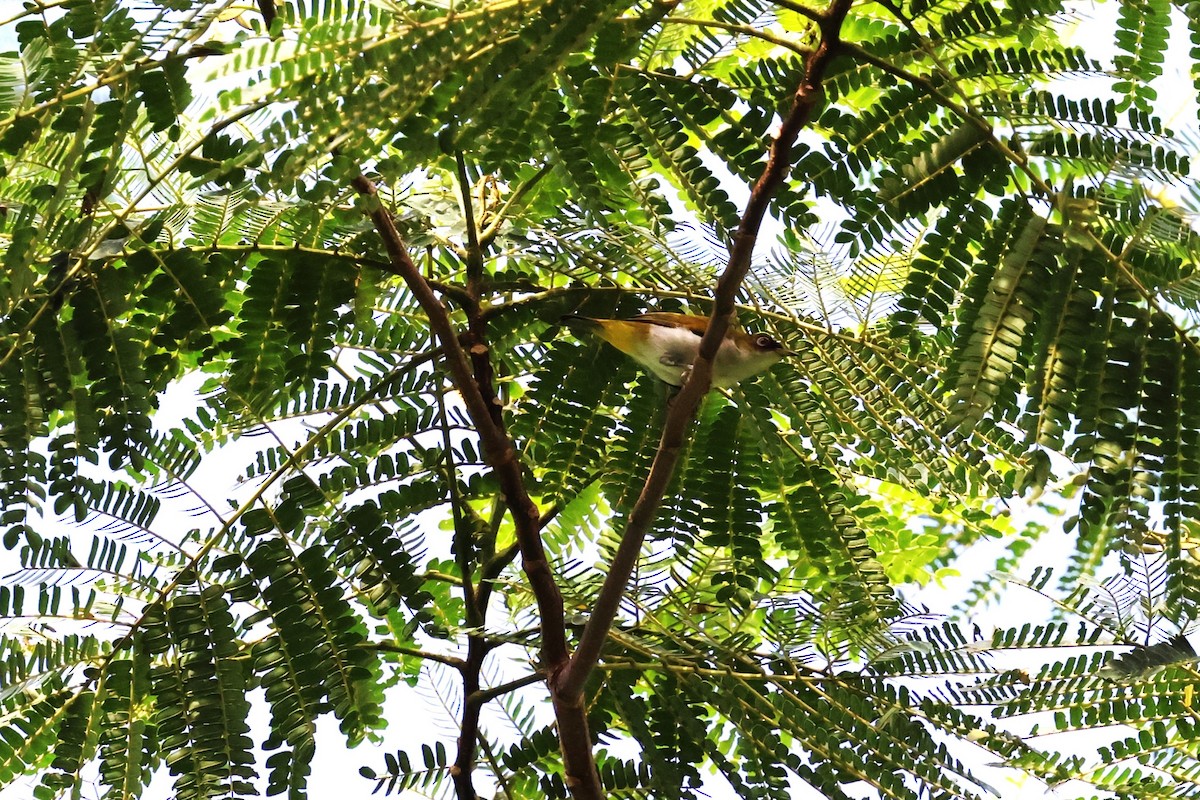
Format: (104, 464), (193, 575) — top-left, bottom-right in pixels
(631, 312), (709, 336)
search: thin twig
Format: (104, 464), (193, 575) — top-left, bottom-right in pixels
(439, 390), (480, 626)
(662, 16), (811, 57)
(479, 163), (554, 246)
(362, 642), (466, 670)
(773, 0), (826, 23)
(839, 40), (1200, 359)
(456, 150), (486, 299)
(466, 671), (545, 708)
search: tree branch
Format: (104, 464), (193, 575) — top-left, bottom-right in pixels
(351, 174), (566, 665)
(362, 642), (465, 670)
(539, 2), (856, 795)
(479, 162), (553, 247)
(439, 390), (481, 629)
(351, 172), (569, 799)
(466, 671), (545, 709)
(356, 3), (855, 793)
(661, 16), (812, 57)
(453, 151), (507, 433)
(478, 541), (521, 612)
(557, 0), (855, 702)
(452, 636), (488, 800)
(773, 0), (826, 23)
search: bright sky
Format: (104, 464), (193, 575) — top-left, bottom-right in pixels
(1, 1), (1198, 799)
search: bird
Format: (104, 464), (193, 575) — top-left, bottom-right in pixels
(561, 312), (792, 388)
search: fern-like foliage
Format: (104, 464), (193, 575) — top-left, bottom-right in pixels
(1, 0), (1200, 799)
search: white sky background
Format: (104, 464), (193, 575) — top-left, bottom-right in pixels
(1, 1), (1199, 799)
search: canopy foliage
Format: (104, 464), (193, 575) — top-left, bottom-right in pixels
(1, 0), (1200, 798)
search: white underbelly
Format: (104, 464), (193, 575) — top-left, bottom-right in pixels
(629, 326), (763, 388)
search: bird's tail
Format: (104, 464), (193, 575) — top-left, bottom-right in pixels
(560, 314), (600, 332)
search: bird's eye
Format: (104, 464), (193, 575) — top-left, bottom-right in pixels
(755, 334), (778, 349)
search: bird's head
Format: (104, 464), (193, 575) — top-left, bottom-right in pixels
(732, 330), (793, 359)
(713, 329), (793, 387)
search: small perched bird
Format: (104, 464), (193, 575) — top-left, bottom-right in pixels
(562, 312), (792, 388)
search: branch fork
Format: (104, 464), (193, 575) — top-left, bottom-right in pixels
(351, 2), (854, 796)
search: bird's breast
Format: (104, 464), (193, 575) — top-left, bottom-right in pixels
(592, 320), (782, 387)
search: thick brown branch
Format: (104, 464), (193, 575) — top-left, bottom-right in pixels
(556, 0), (855, 704)
(357, 3), (855, 795)
(352, 173), (569, 800)
(257, 0), (276, 29)
(351, 175), (566, 664)
(551, 691), (600, 798)
(543, 2), (856, 795)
